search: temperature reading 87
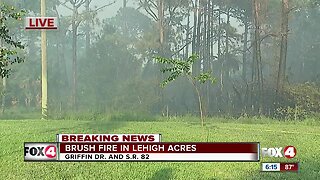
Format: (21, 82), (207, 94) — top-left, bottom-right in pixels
(285, 164), (294, 170)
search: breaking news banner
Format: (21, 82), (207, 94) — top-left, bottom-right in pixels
(57, 142), (259, 162)
(56, 134), (162, 143)
(261, 162), (299, 172)
(24, 143), (58, 161)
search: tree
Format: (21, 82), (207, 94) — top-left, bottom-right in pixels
(252, 0), (264, 113)
(0, 3), (25, 114)
(60, 0), (115, 111)
(0, 3), (25, 78)
(155, 54), (216, 126)
(276, 0), (290, 93)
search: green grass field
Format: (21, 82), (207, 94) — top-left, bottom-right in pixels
(0, 116), (319, 179)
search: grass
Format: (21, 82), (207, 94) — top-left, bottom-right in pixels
(0, 115), (319, 180)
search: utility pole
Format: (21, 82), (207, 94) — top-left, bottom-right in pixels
(41, 0), (48, 119)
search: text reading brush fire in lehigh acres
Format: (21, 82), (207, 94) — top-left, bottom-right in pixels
(64, 144), (197, 152)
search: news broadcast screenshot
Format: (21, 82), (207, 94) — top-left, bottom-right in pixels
(0, 0), (320, 179)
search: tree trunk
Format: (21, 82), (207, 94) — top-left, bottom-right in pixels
(1, 77), (6, 114)
(217, 8), (223, 113)
(225, 8), (230, 78)
(196, 86), (204, 127)
(242, 21), (249, 81)
(206, 0), (211, 115)
(252, 0), (263, 114)
(224, 8), (231, 113)
(189, 77), (204, 127)
(193, 0), (201, 76)
(191, 0), (198, 54)
(276, 0), (289, 93)
(72, 7), (78, 111)
(242, 19), (249, 112)
(210, 1), (215, 113)
(202, 0), (207, 115)
(185, 12), (190, 59)
(158, 0), (164, 51)
(157, 0), (165, 114)
(85, 0), (90, 57)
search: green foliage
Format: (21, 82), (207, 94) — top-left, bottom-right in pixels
(0, 3), (25, 78)
(276, 83), (320, 119)
(155, 54), (216, 87)
(1, 118), (320, 179)
(155, 55), (216, 125)
(194, 72), (217, 84)
(275, 106), (307, 120)
(284, 83), (320, 113)
(0, 107), (40, 120)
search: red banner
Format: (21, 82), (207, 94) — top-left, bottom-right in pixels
(59, 142), (258, 153)
(280, 163), (299, 172)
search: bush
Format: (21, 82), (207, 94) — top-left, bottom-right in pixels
(285, 83), (320, 112)
(275, 106), (307, 120)
(275, 83), (320, 120)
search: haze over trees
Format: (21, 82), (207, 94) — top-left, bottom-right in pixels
(0, 0), (319, 122)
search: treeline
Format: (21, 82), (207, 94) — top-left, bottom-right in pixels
(0, 0), (320, 119)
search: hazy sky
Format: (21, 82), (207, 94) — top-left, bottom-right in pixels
(58, 0), (136, 19)
(55, 0), (243, 58)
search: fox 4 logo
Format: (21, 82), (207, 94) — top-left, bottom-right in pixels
(24, 143), (57, 161)
(261, 146), (297, 159)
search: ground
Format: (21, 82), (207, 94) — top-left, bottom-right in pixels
(0, 116), (319, 179)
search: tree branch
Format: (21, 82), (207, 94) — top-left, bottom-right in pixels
(146, 4), (158, 21)
(93, 1), (116, 12)
(77, 0), (86, 8)
(171, 40), (193, 57)
(139, 0), (158, 21)
(75, 18), (82, 27)
(61, 2), (73, 11)
(244, 33), (278, 53)
(148, 0), (157, 9)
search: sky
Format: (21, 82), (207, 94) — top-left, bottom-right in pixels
(58, 0), (135, 19)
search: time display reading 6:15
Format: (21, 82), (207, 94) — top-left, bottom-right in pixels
(261, 163), (280, 172)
